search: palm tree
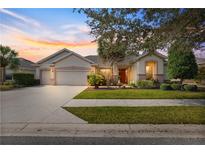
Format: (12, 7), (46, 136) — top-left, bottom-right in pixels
(0, 45), (19, 83)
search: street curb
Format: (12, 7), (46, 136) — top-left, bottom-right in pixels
(1, 123), (205, 138)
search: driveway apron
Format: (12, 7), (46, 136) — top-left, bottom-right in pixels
(1, 86), (87, 124)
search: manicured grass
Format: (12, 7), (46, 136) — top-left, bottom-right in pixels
(74, 88), (205, 99)
(64, 106), (205, 124)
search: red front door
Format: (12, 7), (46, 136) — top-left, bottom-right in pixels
(119, 69), (127, 83)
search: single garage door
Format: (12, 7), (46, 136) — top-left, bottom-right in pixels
(41, 70), (50, 85)
(56, 71), (88, 85)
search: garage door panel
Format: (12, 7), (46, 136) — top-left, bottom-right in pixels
(41, 71), (50, 85)
(56, 71), (88, 85)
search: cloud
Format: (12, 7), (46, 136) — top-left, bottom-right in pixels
(0, 23), (26, 34)
(61, 24), (91, 34)
(0, 8), (41, 28)
(0, 9), (97, 62)
(14, 33), (97, 48)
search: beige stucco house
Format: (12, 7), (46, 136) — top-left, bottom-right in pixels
(35, 48), (168, 85)
(86, 51), (167, 84)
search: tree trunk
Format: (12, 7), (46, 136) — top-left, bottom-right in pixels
(0, 67), (6, 84)
(180, 78), (183, 85)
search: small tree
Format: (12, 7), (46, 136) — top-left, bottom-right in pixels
(168, 41), (198, 84)
(0, 45), (19, 83)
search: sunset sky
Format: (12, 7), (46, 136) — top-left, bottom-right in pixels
(0, 8), (204, 62)
(0, 8), (97, 62)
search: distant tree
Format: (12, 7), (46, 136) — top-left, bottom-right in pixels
(168, 40), (198, 83)
(0, 45), (19, 83)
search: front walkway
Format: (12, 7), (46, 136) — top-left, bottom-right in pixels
(64, 99), (205, 107)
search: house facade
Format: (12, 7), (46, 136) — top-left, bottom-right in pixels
(86, 51), (167, 84)
(35, 48), (168, 85)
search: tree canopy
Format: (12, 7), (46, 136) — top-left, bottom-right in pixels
(78, 9), (205, 62)
(0, 45), (19, 82)
(167, 40), (198, 82)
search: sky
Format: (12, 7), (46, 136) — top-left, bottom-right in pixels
(0, 8), (97, 62)
(0, 8), (204, 62)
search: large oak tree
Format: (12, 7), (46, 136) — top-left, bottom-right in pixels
(78, 9), (205, 62)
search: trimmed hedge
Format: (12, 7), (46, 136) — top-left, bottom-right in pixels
(183, 85), (198, 91)
(171, 83), (182, 90)
(137, 80), (159, 89)
(160, 83), (172, 90)
(13, 73), (40, 86)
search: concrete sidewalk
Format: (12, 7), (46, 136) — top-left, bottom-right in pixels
(64, 99), (205, 107)
(1, 123), (205, 138)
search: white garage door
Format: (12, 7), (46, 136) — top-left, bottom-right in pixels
(41, 70), (50, 85)
(56, 71), (88, 85)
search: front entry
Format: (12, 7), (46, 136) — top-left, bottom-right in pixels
(119, 69), (127, 83)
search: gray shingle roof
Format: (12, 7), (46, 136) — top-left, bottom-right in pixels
(196, 58), (205, 64)
(85, 55), (98, 63)
(18, 58), (35, 69)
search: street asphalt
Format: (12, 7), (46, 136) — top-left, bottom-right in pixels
(1, 136), (205, 145)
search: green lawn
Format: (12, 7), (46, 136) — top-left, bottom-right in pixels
(64, 106), (205, 124)
(74, 88), (205, 99)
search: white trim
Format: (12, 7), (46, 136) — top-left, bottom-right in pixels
(37, 48), (71, 64)
(52, 52), (72, 64)
(37, 48), (94, 64)
(67, 49), (95, 64)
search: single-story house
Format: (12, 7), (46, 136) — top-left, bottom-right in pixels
(86, 51), (168, 84)
(35, 48), (205, 86)
(5, 58), (36, 80)
(35, 48), (169, 85)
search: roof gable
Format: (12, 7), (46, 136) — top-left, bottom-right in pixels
(37, 48), (71, 64)
(136, 51), (167, 62)
(37, 48), (94, 65)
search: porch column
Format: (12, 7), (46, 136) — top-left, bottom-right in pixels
(50, 64), (56, 85)
(112, 63), (119, 81)
(113, 63), (119, 76)
(34, 65), (40, 79)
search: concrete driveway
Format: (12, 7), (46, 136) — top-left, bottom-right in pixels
(0, 86), (87, 124)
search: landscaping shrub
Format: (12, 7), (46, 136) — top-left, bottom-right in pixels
(87, 73), (106, 88)
(183, 84), (198, 91)
(128, 81), (137, 88)
(0, 85), (14, 91)
(160, 83), (172, 90)
(171, 83), (182, 90)
(3, 80), (15, 86)
(137, 80), (158, 89)
(106, 75), (119, 86)
(13, 73), (36, 86)
(33, 79), (40, 85)
(164, 80), (171, 84)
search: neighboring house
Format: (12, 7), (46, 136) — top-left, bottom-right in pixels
(6, 58), (35, 80)
(35, 48), (204, 86)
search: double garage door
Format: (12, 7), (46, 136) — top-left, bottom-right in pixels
(41, 70), (88, 86)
